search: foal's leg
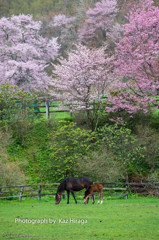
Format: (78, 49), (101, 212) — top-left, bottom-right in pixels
(100, 192), (103, 204)
(67, 190), (70, 204)
(97, 192), (100, 204)
(71, 191), (77, 204)
(84, 194), (91, 204)
(91, 194), (95, 204)
(84, 190), (90, 204)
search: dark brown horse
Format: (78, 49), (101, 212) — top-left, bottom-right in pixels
(84, 183), (103, 204)
(55, 177), (94, 204)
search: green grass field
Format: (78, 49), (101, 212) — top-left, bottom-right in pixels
(0, 196), (159, 240)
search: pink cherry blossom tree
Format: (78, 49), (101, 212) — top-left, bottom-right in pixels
(106, 0), (159, 116)
(52, 44), (113, 130)
(78, 0), (118, 47)
(0, 14), (60, 93)
(48, 14), (77, 57)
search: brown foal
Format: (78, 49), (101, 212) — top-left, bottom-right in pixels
(84, 183), (103, 204)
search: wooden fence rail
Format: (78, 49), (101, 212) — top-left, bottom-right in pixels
(35, 100), (72, 119)
(34, 98), (107, 119)
(0, 182), (159, 201)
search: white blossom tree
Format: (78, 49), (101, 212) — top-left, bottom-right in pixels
(52, 44), (113, 130)
(0, 14), (60, 93)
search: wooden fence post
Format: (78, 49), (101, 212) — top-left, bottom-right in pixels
(70, 104), (73, 118)
(45, 100), (50, 119)
(126, 183), (129, 199)
(38, 184), (42, 200)
(19, 186), (24, 201)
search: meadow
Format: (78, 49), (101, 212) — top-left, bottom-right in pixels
(0, 196), (159, 240)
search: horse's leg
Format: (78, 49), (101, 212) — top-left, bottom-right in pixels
(97, 191), (100, 204)
(86, 185), (90, 204)
(100, 192), (103, 204)
(67, 190), (70, 204)
(84, 194), (91, 204)
(84, 190), (89, 203)
(92, 193), (95, 204)
(71, 191), (77, 204)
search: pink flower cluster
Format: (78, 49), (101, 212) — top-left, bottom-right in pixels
(106, 0), (159, 114)
(78, 0), (118, 45)
(0, 14), (60, 92)
(52, 44), (113, 110)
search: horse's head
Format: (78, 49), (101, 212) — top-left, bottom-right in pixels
(55, 193), (61, 204)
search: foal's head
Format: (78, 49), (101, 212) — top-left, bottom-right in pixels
(55, 193), (61, 204)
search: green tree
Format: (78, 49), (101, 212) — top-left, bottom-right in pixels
(98, 124), (146, 181)
(7, 0), (62, 18)
(8, 0), (31, 16)
(49, 121), (95, 181)
(0, 83), (39, 123)
(0, 0), (13, 17)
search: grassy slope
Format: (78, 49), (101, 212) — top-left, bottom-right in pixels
(0, 197), (159, 240)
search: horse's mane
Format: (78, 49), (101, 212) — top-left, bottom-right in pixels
(57, 179), (66, 193)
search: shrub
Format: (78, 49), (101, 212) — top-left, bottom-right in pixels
(79, 124), (146, 182)
(0, 83), (40, 124)
(78, 149), (124, 182)
(0, 130), (27, 186)
(48, 121), (96, 182)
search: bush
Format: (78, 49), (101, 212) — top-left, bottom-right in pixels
(135, 125), (159, 172)
(7, 119), (56, 184)
(0, 83), (40, 125)
(48, 120), (96, 182)
(0, 130), (27, 186)
(79, 124), (146, 182)
(78, 149), (124, 182)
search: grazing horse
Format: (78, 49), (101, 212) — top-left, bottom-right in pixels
(55, 177), (94, 204)
(84, 183), (103, 204)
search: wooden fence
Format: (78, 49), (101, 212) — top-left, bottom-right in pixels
(34, 98), (107, 119)
(36, 100), (72, 119)
(0, 182), (159, 201)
